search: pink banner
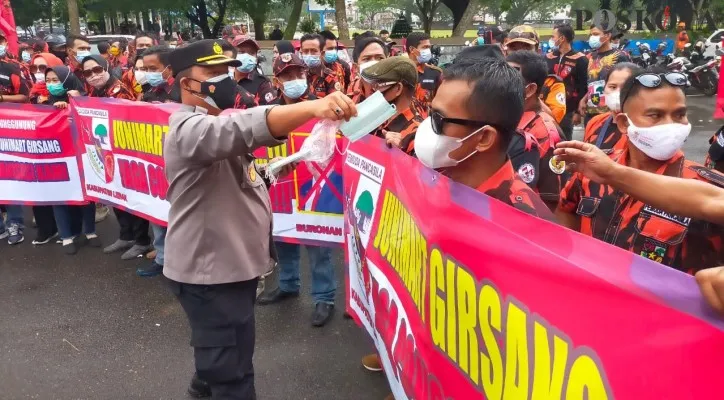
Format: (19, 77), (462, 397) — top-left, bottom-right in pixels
(344, 135), (724, 400)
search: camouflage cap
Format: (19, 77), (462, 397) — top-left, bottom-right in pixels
(507, 25), (539, 46)
(360, 56), (418, 87)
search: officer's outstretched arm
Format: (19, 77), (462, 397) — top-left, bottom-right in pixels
(555, 141), (724, 225)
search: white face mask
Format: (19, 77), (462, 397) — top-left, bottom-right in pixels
(626, 116), (691, 161)
(414, 117), (482, 169)
(34, 73), (45, 83)
(135, 70), (147, 86)
(605, 90), (621, 113)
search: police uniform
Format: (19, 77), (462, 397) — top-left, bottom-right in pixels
(583, 111), (627, 151)
(0, 59), (30, 99)
(559, 149), (724, 274)
(362, 57), (424, 155)
(164, 40), (283, 399)
(414, 63), (441, 107)
(518, 110), (565, 207)
(309, 66), (340, 98)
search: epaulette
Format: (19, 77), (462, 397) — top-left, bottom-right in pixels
(688, 165), (724, 188)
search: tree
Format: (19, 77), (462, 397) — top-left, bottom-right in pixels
(12, 0), (51, 29)
(237, 0), (271, 40)
(356, 0), (391, 26)
(282, 0), (304, 38)
(334, 0), (350, 39)
(68, 0), (81, 34)
(443, 0), (478, 37)
(414, 0), (441, 33)
(185, 0), (228, 38)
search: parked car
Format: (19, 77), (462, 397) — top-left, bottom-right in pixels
(703, 29), (724, 58)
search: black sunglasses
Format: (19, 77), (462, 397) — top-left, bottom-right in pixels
(431, 110), (499, 136)
(82, 65), (105, 78)
(621, 72), (688, 107)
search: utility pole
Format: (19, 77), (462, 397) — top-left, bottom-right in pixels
(67, 0), (81, 35)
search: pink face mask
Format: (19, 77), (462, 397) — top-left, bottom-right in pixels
(87, 71), (110, 89)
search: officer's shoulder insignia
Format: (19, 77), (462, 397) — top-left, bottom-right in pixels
(213, 42), (223, 55)
(689, 165), (724, 187)
(248, 162), (257, 182)
(281, 53), (292, 62)
(334, 81), (341, 91)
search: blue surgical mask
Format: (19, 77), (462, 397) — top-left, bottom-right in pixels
(588, 35), (602, 50)
(236, 53), (257, 73)
(302, 54), (321, 68)
(417, 48), (432, 64)
(548, 38), (558, 50)
(0, 45), (6, 57)
(611, 42), (620, 50)
(339, 91), (397, 142)
(324, 50), (338, 63)
(22, 51), (31, 63)
(47, 82), (67, 96)
(282, 79), (308, 99)
(75, 50), (91, 63)
(146, 70), (166, 87)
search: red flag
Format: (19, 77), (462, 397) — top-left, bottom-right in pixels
(0, 0), (18, 55)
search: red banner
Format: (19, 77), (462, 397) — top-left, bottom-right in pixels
(0, 103), (84, 205)
(344, 136), (724, 400)
(252, 119), (345, 247)
(2, 0), (18, 55)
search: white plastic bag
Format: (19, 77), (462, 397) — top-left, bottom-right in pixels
(264, 119), (341, 184)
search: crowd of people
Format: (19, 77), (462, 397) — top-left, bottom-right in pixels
(2, 21), (724, 399)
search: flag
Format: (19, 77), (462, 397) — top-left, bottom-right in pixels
(0, 0), (18, 55)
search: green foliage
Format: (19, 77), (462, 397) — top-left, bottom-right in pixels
(390, 15), (412, 38)
(299, 18), (317, 33)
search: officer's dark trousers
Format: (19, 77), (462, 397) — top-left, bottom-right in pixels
(113, 207), (151, 245)
(170, 278), (258, 400)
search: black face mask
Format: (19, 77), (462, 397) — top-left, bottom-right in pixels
(188, 74), (237, 110)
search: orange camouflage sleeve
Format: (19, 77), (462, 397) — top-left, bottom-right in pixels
(544, 82), (566, 123)
(558, 172), (583, 213)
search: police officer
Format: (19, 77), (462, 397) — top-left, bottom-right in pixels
(231, 35), (276, 105)
(405, 32), (441, 109)
(163, 39), (356, 398)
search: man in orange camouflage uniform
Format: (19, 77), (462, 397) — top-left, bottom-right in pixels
(347, 36), (388, 104)
(299, 34), (340, 98)
(320, 30), (351, 92)
(556, 69), (724, 274)
(361, 56), (424, 155)
(507, 51), (566, 211)
(405, 32), (441, 110)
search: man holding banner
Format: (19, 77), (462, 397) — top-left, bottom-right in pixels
(162, 39), (356, 399)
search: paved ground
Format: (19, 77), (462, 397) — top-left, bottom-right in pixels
(0, 95), (720, 400)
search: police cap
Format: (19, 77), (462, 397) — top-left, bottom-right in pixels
(169, 39), (241, 77)
(361, 56), (418, 87)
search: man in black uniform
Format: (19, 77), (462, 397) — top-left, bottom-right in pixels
(269, 52), (316, 105)
(141, 46), (179, 103)
(231, 36), (276, 105)
(546, 23), (588, 140)
(405, 32), (442, 109)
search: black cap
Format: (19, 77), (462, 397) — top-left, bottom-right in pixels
(169, 39), (241, 77)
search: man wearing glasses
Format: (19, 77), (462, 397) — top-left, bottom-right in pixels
(361, 56), (424, 155)
(556, 68), (724, 274)
(413, 57), (553, 219)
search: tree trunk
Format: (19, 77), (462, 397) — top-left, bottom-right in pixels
(335, 0), (350, 40)
(284, 0), (304, 39)
(452, 0), (477, 37)
(67, 0), (80, 35)
(252, 17), (266, 40)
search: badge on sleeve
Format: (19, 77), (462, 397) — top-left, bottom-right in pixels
(549, 156), (566, 174)
(517, 163), (536, 183)
(556, 92), (565, 105)
(248, 162), (257, 182)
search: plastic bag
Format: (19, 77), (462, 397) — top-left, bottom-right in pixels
(264, 119), (341, 184)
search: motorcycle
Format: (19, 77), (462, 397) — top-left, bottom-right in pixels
(688, 57), (719, 96)
(633, 42), (655, 68)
